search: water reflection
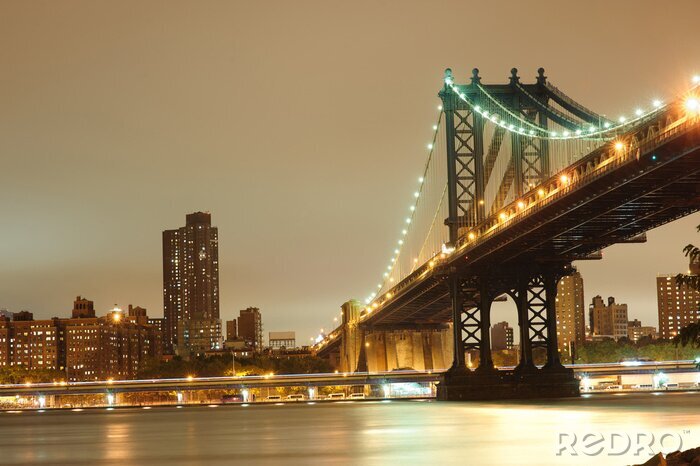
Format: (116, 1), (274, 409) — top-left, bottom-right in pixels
(0, 393), (696, 465)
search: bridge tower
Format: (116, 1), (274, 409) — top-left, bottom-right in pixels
(438, 68), (579, 400)
(339, 299), (364, 373)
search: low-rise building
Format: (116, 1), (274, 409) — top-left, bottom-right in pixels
(491, 321), (514, 351)
(269, 331), (296, 350)
(0, 314), (62, 370)
(627, 320), (658, 342)
(589, 296), (629, 340)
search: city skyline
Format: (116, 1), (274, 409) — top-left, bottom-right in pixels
(1, 1), (699, 343)
(2, 2), (700, 464)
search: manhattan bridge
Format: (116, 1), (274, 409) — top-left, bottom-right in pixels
(315, 68), (700, 400)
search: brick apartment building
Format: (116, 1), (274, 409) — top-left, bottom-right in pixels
(0, 297), (162, 381)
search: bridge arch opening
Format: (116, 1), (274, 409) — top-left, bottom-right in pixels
(489, 295), (520, 368)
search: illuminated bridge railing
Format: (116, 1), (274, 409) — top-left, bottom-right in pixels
(313, 326), (342, 352)
(454, 109), (698, 252)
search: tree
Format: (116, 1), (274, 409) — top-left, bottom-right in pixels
(673, 224), (700, 349)
(0, 367), (65, 384)
(137, 354), (332, 379)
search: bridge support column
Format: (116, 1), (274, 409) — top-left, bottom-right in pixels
(448, 275), (467, 373)
(438, 265), (579, 401)
(475, 280), (495, 373)
(355, 326), (368, 373)
(515, 274), (536, 373)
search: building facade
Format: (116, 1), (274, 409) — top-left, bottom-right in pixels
(589, 296), (629, 340)
(225, 319), (238, 341)
(72, 296), (95, 319)
(657, 259), (700, 340)
(0, 313), (62, 371)
(237, 307), (263, 352)
(269, 331), (295, 350)
(555, 270), (585, 358)
(490, 321), (514, 351)
(163, 212), (222, 357)
(0, 297), (162, 381)
(65, 312), (160, 381)
(627, 320), (658, 342)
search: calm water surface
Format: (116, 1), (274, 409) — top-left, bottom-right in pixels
(0, 393), (698, 466)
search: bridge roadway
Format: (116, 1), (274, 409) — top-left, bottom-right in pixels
(357, 110), (700, 327)
(2, 361), (696, 396)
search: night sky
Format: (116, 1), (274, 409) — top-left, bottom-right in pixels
(1, 1), (699, 344)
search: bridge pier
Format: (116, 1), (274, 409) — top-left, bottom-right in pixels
(363, 326), (452, 372)
(437, 264), (579, 401)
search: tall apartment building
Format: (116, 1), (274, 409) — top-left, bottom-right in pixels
(490, 321), (514, 351)
(589, 296), (629, 340)
(555, 270), (585, 357)
(147, 317), (163, 330)
(657, 258), (700, 339)
(0, 297), (162, 380)
(163, 212), (222, 357)
(237, 307), (263, 351)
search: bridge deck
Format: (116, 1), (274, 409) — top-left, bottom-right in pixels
(362, 115), (700, 326)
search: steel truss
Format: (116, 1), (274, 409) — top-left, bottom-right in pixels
(440, 68), (555, 240)
(450, 264), (569, 375)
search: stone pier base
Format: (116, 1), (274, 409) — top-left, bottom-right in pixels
(436, 367), (580, 401)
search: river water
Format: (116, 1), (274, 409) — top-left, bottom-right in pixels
(0, 393), (697, 465)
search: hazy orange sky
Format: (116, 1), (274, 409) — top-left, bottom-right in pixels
(1, 1), (699, 343)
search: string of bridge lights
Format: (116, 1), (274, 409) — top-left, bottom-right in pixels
(363, 112), (444, 305)
(360, 73), (700, 308)
(442, 74), (700, 141)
